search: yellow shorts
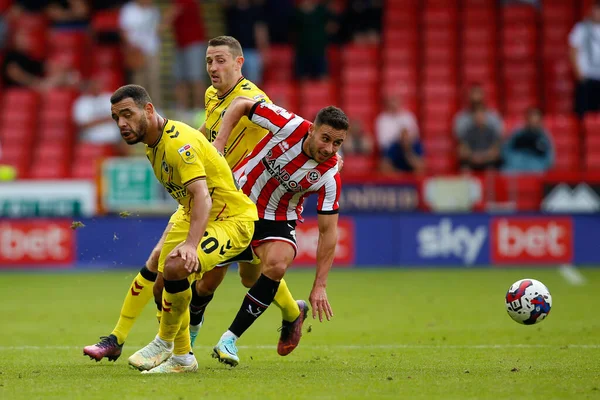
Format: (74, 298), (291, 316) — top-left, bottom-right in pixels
(168, 205), (186, 224)
(158, 217), (255, 281)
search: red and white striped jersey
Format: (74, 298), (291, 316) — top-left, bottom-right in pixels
(235, 101), (342, 221)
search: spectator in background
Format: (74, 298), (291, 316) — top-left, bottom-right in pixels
(503, 107), (554, 173)
(454, 84), (503, 140)
(163, 0), (206, 121)
(264, 0), (293, 45)
(458, 105), (502, 172)
(224, 0), (269, 85)
(293, 0), (330, 80)
(375, 93), (419, 152)
(343, 0), (382, 44)
(46, 0), (90, 29)
(342, 119), (374, 156)
(73, 78), (122, 147)
(379, 130), (424, 175)
(1, 29), (45, 89)
(119, 0), (161, 108)
(569, 0), (600, 118)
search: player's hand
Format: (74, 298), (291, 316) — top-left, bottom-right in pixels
(309, 285), (333, 322)
(170, 242), (199, 273)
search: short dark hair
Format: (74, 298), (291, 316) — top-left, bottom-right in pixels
(207, 35), (243, 58)
(314, 106), (349, 131)
(110, 84), (152, 108)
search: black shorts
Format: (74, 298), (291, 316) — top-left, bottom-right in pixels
(251, 218), (298, 255)
(218, 219), (297, 266)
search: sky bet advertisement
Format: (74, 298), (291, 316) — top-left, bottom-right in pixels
(2, 213), (600, 268)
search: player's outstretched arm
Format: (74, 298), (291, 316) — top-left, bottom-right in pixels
(310, 213), (339, 322)
(212, 96), (256, 153)
(170, 179), (212, 273)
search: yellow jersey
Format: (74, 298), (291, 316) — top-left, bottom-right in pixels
(204, 77), (271, 170)
(146, 119), (258, 222)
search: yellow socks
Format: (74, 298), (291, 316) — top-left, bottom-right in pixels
(111, 268), (156, 344)
(272, 278), (300, 322)
(173, 307), (191, 355)
(158, 279), (192, 344)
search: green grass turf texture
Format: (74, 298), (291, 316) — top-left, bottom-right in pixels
(1, 268), (599, 400)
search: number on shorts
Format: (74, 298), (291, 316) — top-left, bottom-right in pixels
(201, 231), (219, 254)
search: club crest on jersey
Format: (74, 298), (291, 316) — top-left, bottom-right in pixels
(220, 108), (227, 119)
(278, 141), (290, 152)
(178, 144), (196, 164)
(306, 169), (321, 184)
(161, 160), (169, 172)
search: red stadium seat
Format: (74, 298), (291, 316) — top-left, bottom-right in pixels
(502, 5), (538, 23)
(424, 45), (457, 63)
(341, 45), (379, 66)
(71, 161), (99, 179)
(35, 143), (68, 161)
(264, 45), (294, 82)
(382, 65), (417, 86)
(383, 46), (418, 65)
(339, 155), (376, 176)
(422, 7), (458, 28)
(42, 89), (78, 110)
(384, 28), (418, 46)
(462, 6), (496, 25)
(74, 143), (115, 160)
(91, 10), (120, 33)
(29, 162), (68, 179)
(541, 2), (575, 24)
(462, 27), (496, 46)
(583, 113), (600, 138)
(48, 30), (88, 53)
(39, 127), (73, 143)
(92, 69), (124, 92)
(426, 154), (456, 174)
(544, 114), (579, 140)
(3, 89), (40, 108)
(342, 67), (378, 84)
(261, 82), (298, 111)
(92, 46), (122, 69)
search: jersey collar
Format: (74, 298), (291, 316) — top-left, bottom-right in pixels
(149, 117), (168, 148)
(217, 76), (245, 100)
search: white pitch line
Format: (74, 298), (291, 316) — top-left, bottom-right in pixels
(1, 344), (599, 351)
(559, 264), (587, 286)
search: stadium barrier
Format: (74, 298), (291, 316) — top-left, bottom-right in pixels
(1, 214), (598, 268)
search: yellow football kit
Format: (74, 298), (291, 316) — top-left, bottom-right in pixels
(146, 119), (258, 278)
(204, 77), (271, 170)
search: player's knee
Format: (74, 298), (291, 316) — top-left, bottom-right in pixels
(262, 259), (288, 281)
(163, 256), (188, 280)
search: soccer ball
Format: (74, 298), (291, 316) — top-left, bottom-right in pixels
(505, 279), (552, 325)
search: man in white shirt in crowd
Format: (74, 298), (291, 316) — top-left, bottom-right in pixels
(119, 0), (162, 108)
(569, 0), (600, 118)
(375, 93), (419, 152)
(73, 79), (122, 150)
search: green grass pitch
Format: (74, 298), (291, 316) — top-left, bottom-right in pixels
(1, 268), (599, 399)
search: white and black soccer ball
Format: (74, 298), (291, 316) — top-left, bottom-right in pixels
(505, 279), (552, 325)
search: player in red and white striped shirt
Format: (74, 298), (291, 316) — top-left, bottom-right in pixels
(211, 97), (348, 366)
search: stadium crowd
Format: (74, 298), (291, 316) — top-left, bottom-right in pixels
(0, 0), (599, 180)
